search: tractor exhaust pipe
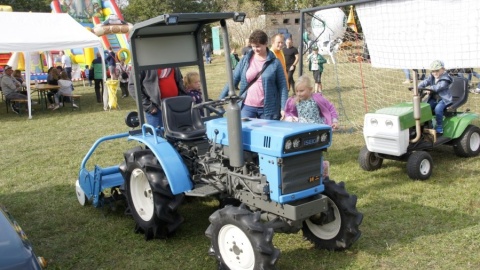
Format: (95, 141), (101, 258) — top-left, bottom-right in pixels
(410, 70), (421, 143)
(221, 19), (244, 168)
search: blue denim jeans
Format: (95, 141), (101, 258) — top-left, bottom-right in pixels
(145, 110), (163, 129)
(427, 98), (448, 128)
(241, 104), (264, 119)
(205, 52), (211, 64)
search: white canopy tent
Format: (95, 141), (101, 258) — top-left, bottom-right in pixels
(0, 12), (106, 118)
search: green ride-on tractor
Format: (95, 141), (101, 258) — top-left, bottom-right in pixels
(76, 13), (363, 269)
(359, 74), (480, 180)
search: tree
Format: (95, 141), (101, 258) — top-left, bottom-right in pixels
(2, 0), (51, 12)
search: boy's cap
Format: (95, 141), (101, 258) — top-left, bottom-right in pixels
(430, 60), (444, 70)
(312, 45), (319, 51)
(4, 65), (12, 70)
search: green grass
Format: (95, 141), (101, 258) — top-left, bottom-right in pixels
(1, 55), (480, 269)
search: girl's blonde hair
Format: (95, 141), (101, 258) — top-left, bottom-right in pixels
(183, 71), (200, 89)
(294, 75), (314, 103)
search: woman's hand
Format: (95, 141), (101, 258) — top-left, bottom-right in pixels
(331, 122), (339, 130)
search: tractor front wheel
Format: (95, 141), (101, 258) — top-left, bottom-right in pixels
(406, 151), (433, 180)
(302, 178), (363, 251)
(206, 204), (280, 270)
(75, 179), (88, 206)
(453, 125), (480, 157)
(120, 147), (184, 240)
(358, 146), (383, 171)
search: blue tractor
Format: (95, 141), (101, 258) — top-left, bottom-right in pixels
(76, 13), (363, 269)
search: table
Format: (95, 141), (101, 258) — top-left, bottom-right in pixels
(31, 84), (60, 109)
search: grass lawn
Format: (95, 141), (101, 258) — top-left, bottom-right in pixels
(1, 54), (480, 269)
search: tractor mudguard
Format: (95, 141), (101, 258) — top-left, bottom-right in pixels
(444, 112), (479, 139)
(128, 124), (193, 195)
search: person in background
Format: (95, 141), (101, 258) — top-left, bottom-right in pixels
(230, 47), (240, 70)
(307, 46), (327, 93)
(282, 37), (299, 92)
(60, 50), (72, 79)
(106, 47), (117, 80)
(283, 75), (339, 129)
(1, 65), (27, 114)
(12, 69), (24, 85)
(46, 67), (60, 109)
(418, 60), (453, 134)
(241, 38), (251, 57)
(128, 67), (186, 129)
(402, 69), (412, 84)
(84, 65), (92, 87)
(270, 33), (288, 88)
(202, 38), (212, 64)
(91, 52), (105, 104)
(116, 58), (130, 98)
(52, 71), (78, 110)
(219, 29), (288, 120)
(183, 71), (203, 105)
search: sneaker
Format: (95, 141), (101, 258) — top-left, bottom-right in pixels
(59, 102), (63, 107)
(475, 88), (480, 94)
(435, 126), (443, 134)
(402, 80), (412, 84)
(10, 104), (19, 114)
(52, 104), (60, 110)
(72, 103), (79, 108)
(48, 104), (55, 109)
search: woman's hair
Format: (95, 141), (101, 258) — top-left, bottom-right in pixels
(60, 71), (69, 80)
(249, 30), (268, 45)
(13, 69), (22, 78)
(183, 71), (200, 89)
(295, 75), (314, 103)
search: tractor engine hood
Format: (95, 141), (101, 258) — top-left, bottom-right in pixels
(206, 118), (332, 157)
(375, 102), (432, 130)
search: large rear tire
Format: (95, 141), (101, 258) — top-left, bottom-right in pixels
(358, 146), (383, 171)
(205, 204), (280, 270)
(406, 151), (432, 180)
(453, 125), (480, 157)
(302, 178), (363, 251)
(120, 147), (184, 240)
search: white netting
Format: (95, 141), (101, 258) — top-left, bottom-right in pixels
(301, 0), (480, 132)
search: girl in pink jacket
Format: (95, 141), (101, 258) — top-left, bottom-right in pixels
(283, 75), (339, 129)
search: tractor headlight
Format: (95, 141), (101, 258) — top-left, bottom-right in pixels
(370, 118), (378, 126)
(293, 138), (301, 148)
(385, 119), (394, 129)
(285, 139), (292, 150)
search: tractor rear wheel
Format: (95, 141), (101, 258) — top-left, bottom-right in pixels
(406, 151), (432, 180)
(453, 125), (480, 157)
(120, 147), (184, 240)
(206, 204), (280, 270)
(302, 178), (363, 251)
(358, 146), (383, 171)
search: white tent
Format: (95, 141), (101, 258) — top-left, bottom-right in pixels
(0, 12), (106, 118)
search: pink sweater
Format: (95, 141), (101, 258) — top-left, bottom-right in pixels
(284, 93), (338, 125)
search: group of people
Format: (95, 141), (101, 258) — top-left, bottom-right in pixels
(45, 65), (78, 110)
(127, 29), (339, 130)
(86, 48), (131, 110)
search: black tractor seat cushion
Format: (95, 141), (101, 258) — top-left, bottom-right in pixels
(447, 77), (468, 112)
(161, 96), (206, 140)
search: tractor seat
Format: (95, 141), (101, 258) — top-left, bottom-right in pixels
(161, 96), (206, 140)
(446, 77), (468, 114)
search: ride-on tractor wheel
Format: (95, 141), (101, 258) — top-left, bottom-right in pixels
(75, 179), (89, 206)
(302, 178), (363, 251)
(406, 151), (433, 180)
(120, 147), (184, 240)
(453, 125), (480, 157)
(358, 146), (383, 171)
(205, 204), (280, 270)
